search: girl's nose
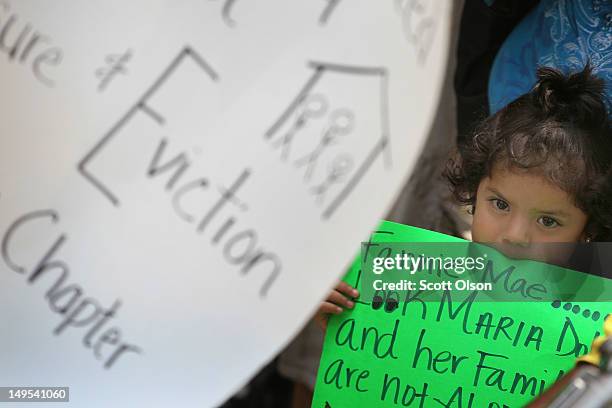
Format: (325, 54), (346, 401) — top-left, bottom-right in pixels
(501, 216), (531, 247)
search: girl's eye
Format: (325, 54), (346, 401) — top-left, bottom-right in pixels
(490, 198), (509, 211)
(538, 216), (560, 228)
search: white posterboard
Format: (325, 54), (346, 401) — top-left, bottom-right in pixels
(0, 1), (451, 406)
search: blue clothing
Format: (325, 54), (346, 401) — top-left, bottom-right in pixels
(488, 0), (612, 115)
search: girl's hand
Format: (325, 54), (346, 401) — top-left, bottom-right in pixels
(314, 281), (359, 330)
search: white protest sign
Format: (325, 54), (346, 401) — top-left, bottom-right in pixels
(0, 1), (451, 406)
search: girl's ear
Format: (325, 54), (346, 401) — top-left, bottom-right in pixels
(580, 221), (596, 243)
(580, 231), (592, 243)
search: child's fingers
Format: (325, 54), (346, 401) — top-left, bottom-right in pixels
(336, 281), (359, 298)
(327, 290), (354, 309)
(319, 301), (343, 315)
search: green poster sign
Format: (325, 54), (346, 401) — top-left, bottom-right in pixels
(313, 221), (611, 407)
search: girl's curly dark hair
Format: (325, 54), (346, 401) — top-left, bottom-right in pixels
(445, 65), (612, 241)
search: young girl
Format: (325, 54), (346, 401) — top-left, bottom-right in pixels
(315, 64), (612, 327)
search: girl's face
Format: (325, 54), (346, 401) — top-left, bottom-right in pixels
(471, 164), (588, 250)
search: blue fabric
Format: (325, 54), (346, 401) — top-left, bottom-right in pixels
(488, 0), (612, 115)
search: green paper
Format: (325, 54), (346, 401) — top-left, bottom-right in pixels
(313, 221), (611, 407)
